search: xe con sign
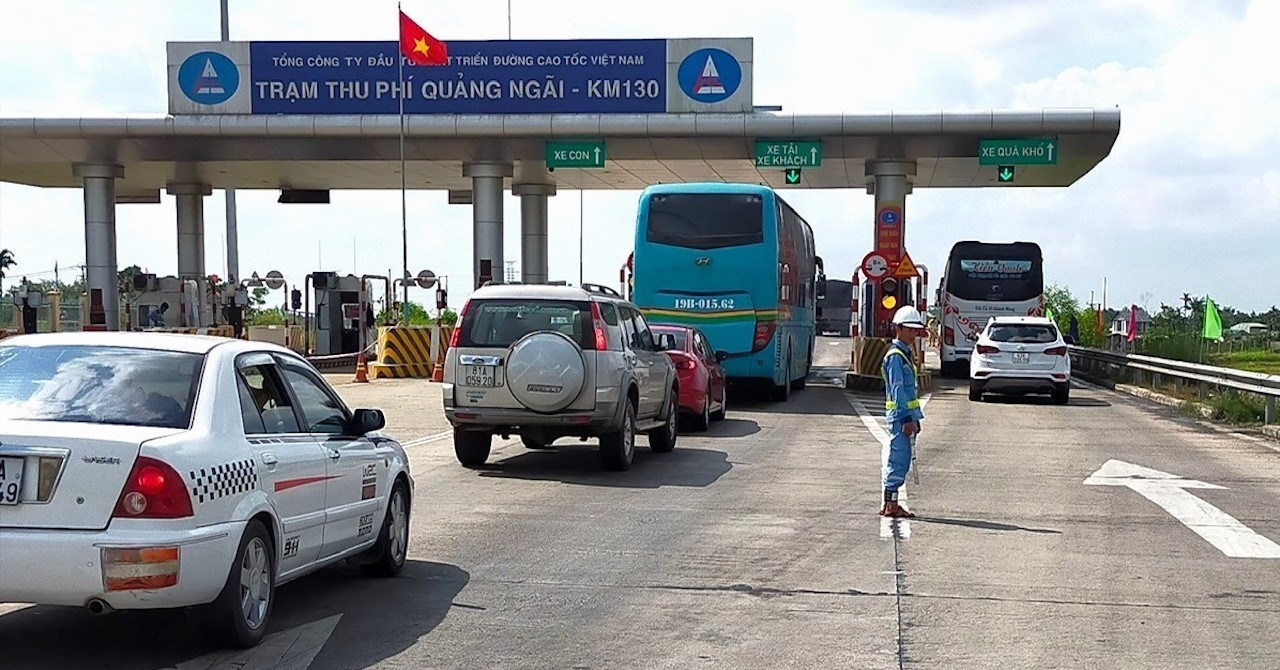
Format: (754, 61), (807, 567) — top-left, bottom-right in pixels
(755, 140), (822, 168)
(546, 141), (607, 168)
(979, 138), (1058, 165)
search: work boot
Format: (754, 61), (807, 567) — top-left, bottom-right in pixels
(879, 501), (916, 518)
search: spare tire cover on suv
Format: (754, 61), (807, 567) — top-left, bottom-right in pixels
(505, 331), (588, 413)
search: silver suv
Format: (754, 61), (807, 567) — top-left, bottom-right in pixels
(442, 283), (679, 471)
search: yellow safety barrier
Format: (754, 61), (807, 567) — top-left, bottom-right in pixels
(369, 326), (436, 379)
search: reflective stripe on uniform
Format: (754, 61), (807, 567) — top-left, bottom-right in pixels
(883, 346), (919, 411)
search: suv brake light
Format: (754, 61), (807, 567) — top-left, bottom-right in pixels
(976, 344), (1000, 355)
(112, 456), (193, 519)
(1044, 346), (1068, 356)
(589, 302), (609, 350)
(449, 300), (470, 349)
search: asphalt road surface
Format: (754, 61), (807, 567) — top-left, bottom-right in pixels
(2, 337), (1278, 669)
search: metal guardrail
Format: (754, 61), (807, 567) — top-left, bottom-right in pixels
(1068, 346), (1279, 424)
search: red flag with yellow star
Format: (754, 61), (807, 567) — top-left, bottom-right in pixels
(399, 10), (447, 66)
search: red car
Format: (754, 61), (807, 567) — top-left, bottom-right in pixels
(651, 324), (728, 431)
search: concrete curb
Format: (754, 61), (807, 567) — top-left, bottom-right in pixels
(1082, 377), (1278, 443)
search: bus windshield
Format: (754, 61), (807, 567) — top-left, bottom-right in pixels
(644, 192), (764, 250)
(946, 245), (1043, 302)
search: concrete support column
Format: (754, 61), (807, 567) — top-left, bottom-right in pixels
(167, 183), (212, 326)
(74, 164), (124, 331)
(513, 182), (556, 284)
(865, 160), (916, 339)
(463, 162), (513, 289)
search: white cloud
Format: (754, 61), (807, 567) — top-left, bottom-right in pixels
(1, 0), (1278, 312)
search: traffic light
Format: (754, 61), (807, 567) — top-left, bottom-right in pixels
(880, 277), (899, 309)
(435, 287), (448, 310)
(290, 288), (302, 310)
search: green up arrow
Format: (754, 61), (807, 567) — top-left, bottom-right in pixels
(785, 168), (802, 185)
(998, 166), (1015, 182)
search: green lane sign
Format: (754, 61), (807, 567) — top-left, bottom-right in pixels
(979, 137), (1058, 165)
(997, 166), (1015, 183)
(784, 168), (802, 185)
(546, 141), (606, 168)
(755, 140), (822, 168)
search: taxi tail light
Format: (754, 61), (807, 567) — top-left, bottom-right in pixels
(976, 344), (1001, 355)
(112, 456), (193, 520)
(102, 546), (180, 591)
(944, 327), (956, 346)
(1044, 346), (1068, 356)
(752, 321), (777, 351)
(589, 302), (609, 351)
(449, 300), (470, 349)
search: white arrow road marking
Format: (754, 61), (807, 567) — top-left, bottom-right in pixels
(1084, 460), (1280, 559)
(847, 392), (931, 540)
(168, 614), (342, 670)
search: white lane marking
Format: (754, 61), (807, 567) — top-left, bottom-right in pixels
(847, 393), (929, 540)
(1084, 460), (1280, 559)
(402, 429), (451, 448)
(170, 614), (342, 670)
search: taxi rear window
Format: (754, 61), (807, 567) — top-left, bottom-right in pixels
(0, 345), (203, 429)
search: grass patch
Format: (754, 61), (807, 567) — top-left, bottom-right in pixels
(1211, 351), (1280, 376)
(1201, 391), (1265, 424)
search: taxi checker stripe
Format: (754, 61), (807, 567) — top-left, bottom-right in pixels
(189, 459), (257, 505)
(274, 475), (341, 493)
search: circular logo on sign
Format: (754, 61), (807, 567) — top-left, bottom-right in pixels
(677, 48), (742, 104)
(878, 208), (901, 226)
(178, 51), (239, 105)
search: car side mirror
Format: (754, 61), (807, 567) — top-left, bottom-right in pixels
(715, 350), (729, 362)
(1063, 336), (1076, 346)
(351, 408), (386, 434)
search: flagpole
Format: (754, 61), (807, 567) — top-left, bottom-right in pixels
(398, 3), (409, 320)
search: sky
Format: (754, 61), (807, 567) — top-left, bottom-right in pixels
(0, 0), (1277, 313)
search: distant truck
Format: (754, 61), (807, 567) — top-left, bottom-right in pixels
(816, 278), (854, 337)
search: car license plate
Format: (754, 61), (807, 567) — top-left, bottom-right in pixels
(1013, 352), (1030, 364)
(0, 457), (23, 505)
(464, 365), (496, 387)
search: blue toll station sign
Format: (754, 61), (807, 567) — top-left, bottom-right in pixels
(166, 38), (754, 115)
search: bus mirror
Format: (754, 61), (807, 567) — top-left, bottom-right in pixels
(816, 277), (827, 299)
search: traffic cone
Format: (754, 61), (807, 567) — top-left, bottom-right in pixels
(354, 353), (370, 383)
(430, 336), (445, 382)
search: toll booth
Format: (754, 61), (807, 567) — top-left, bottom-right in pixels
(311, 272), (374, 356)
(129, 275), (206, 329)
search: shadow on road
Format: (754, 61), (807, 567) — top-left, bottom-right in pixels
(697, 418), (761, 438)
(0, 559), (469, 670)
(478, 445), (732, 488)
(914, 516), (1062, 534)
(981, 394), (1112, 408)
(731, 386), (857, 416)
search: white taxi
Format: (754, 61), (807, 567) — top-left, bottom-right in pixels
(0, 332), (412, 648)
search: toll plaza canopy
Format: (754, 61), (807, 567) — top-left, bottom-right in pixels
(0, 36), (1121, 193)
(0, 35), (1120, 330)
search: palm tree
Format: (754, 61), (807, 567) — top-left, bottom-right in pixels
(0, 249), (13, 281)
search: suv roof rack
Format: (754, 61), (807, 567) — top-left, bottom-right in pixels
(580, 283), (622, 298)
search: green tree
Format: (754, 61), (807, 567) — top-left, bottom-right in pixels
(1044, 284), (1081, 336)
(0, 249), (14, 282)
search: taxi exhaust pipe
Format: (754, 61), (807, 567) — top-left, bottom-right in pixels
(86, 598), (114, 615)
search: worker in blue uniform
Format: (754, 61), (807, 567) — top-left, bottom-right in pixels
(881, 305), (927, 518)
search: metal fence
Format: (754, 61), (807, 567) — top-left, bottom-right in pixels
(1069, 346), (1279, 424)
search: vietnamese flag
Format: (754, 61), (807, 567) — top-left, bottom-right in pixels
(399, 10), (447, 66)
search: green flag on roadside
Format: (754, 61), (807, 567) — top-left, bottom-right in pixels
(1046, 307), (1055, 322)
(1202, 296), (1223, 340)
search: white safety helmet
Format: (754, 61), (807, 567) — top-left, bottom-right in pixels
(891, 306), (927, 329)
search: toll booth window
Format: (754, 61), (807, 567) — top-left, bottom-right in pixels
(457, 300), (593, 349)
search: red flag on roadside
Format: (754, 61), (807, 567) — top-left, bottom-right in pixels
(399, 10), (448, 66)
(1126, 304), (1138, 342)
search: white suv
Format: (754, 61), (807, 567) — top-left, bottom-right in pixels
(442, 283), (679, 471)
(969, 316), (1072, 404)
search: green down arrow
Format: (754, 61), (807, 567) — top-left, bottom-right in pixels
(997, 166), (1015, 182)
